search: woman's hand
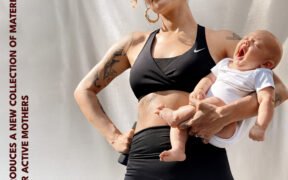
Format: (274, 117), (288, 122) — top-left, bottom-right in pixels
(179, 99), (227, 142)
(110, 129), (135, 153)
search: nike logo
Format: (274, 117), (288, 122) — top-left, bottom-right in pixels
(193, 48), (206, 53)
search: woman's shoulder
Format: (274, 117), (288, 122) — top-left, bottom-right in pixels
(115, 31), (152, 46)
(124, 31), (154, 63)
(205, 27), (240, 38)
(205, 27), (241, 62)
(123, 31), (153, 47)
(131, 31), (151, 44)
(206, 28), (241, 47)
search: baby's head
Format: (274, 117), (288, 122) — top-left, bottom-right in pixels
(233, 30), (282, 71)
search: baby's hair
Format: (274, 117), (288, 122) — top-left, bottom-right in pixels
(269, 33), (282, 68)
(257, 30), (283, 68)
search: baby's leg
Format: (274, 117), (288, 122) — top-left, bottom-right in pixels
(217, 123), (238, 139)
(201, 97), (237, 139)
(156, 105), (195, 127)
(159, 127), (187, 162)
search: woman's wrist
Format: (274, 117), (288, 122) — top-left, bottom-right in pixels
(216, 103), (238, 126)
(105, 124), (122, 145)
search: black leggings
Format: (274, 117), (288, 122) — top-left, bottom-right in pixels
(124, 126), (234, 180)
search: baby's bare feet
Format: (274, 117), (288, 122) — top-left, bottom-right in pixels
(159, 149), (186, 162)
(157, 108), (178, 127)
(155, 104), (165, 115)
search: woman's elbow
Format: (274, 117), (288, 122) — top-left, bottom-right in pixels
(73, 83), (88, 105)
(74, 83), (98, 104)
(74, 86), (82, 105)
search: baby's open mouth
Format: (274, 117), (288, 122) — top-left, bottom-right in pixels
(236, 45), (246, 60)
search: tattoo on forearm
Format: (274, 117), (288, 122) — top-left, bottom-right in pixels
(226, 32), (242, 40)
(274, 93), (282, 106)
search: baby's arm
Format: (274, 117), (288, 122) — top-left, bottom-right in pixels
(249, 87), (275, 141)
(189, 73), (216, 102)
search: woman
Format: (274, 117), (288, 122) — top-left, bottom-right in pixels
(74, 0), (288, 179)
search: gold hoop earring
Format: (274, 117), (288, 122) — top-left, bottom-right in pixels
(145, 7), (159, 23)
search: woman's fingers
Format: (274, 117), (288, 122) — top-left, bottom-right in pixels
(180, 100), (226, 142)
(127, 129), (135, 142)
(188, 98), (200, 109)
(112, 129), (135, 153)
(179, 119), (193, 129)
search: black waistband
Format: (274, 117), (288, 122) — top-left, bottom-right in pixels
(125, 126), (234, 180)
(130, 126), (225, 160)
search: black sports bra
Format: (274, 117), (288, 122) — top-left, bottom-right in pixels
(129, 25), (216, 100)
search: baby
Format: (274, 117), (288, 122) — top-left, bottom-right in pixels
(156, 30), (283, 162)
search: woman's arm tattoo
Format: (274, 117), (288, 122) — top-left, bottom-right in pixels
(274, 93), (282, 107)
(103, 48), (124, 80)
(226, 32), (242, 40)
(93, 72), (102, 89)
(93, 48), (125, 89)
(103, 59), (120, 80)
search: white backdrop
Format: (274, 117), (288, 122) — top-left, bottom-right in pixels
(0, 0), (288, 180)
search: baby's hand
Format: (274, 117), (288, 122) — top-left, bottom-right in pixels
(189, 89), (205, 103)
(249, 125), (265, 141)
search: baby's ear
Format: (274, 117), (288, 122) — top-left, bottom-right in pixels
(262, 60), (274, 69)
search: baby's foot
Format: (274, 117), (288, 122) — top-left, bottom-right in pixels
(155, 104), (165, 115)
(159, 149), (186, 162)
(249, 125), (265, 141)
(155, 105), (177, 126)
(158, 108), (178, 126)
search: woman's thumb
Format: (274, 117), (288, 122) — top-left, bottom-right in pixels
(126, 128), (135, 138)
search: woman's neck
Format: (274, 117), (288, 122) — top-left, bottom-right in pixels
(159, 4), (197, 33)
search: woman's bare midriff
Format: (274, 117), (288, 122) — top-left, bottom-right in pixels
(135, 90), (190, 133)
